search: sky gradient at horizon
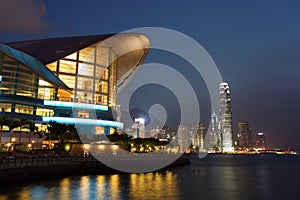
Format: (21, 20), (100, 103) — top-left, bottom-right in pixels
(0, 0), (299, 149)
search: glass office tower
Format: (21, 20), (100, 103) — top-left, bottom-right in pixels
(219, 82), (234, 152)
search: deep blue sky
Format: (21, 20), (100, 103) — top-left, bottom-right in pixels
(0, 0), (300, 149)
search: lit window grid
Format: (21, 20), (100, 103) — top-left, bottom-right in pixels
(44, 44), (116, 106)
(15, 104), (34, 115)
(0, 103), (12, 112)
(0, 54), (38, 98)
(36, 107), (54, 117)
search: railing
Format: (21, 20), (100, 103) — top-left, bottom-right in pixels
(0, 153), (190, 170)
(0, 156), (97, 170)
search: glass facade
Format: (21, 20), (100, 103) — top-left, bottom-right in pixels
(36, 107), (54, 117)
(0, 103), (11, 112)
(0, 44), (121, 137)
(0, 33), (149, 140)
(219, 82), (234, 152)
(43, 44), (117, 107)
(15, 104), (34, 115)
(0, 53), (38, 97)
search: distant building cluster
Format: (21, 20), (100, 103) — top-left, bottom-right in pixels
(199, 82), (235, 153)
(190, 82), (267, 153)
(117, 81), (267, 154)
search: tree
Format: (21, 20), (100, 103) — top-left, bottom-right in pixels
(61, 125), (80, 142)
(0, 116), (9, 144)
(107, 132), (132, 146)
(25, 122), (43, 144)
(17, 118), (29, 143)
(7, 119), (21, 142)
(46, 121), (79, 143)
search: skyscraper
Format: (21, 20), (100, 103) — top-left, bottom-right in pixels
(254, 132), (266, 150)
(237, 121), (252, 150)
(192, 124), (205, 152)
(219, 82), (234, 152)
(177, 124), (189, 153)
(205, 112), (221, 152)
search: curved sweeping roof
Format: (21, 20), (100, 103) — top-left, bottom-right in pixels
(5, 33), (150, 90)
(6, 34), (115, 65)
(0, 42), (70, 90)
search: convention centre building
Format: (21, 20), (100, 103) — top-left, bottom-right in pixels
(0, 33), (149, 143)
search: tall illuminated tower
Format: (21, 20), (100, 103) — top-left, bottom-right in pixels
(219, 82), (234, 152)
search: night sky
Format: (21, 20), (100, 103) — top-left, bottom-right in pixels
(0, 0), (299, 149)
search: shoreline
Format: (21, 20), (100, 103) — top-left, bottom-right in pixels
(0, 153), (190, 183)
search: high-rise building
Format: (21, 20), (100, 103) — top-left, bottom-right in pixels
(254, 132), (266, 150)
(204, 112), (221, 152)
(237, 121), (252, 150)
(219, 82), (234, 152)
(134, 118), (145, 138)
(192, 124), (205, 152)
(177, 124), (189, 153)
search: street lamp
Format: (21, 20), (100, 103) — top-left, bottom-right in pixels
(27, 143), (32, 150)
(32, 140), (35, 149)
(6, 143), (11, 151)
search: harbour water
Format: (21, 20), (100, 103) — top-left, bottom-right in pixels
(0, 154), (299, 200)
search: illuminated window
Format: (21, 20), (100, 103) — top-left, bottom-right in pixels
(77, 76), (93, 91)
(46, 62), (57, 72)
(79, 46), (95, 63)
(38, 79), (53, 87)
(77, 91), (93, 104)
(59, 60), (76, 74)
(110, 127), (116, 134)
(58, 89), (73, 102)
(101, 69), (108, 80)
(65, 52), (77, 60)
(78, 63), (94, 77)
(96, 80), (108, 93)
(96, 126), (105, 134)
(108, 56), (117, 107)
(95, 94), (108, 105)
(0, 103), (11, 112)
(35, 123), (48, 132)
(96, 47), (109, 67)
(15, 104), (34, 115)
(36, 107), (54, 117)
(59, 74), (75, 89)
(77, 110), (89, 118)
(38, 87), (55, 100)
(0, 56), (38, 97)
(95, 66), (107, 79)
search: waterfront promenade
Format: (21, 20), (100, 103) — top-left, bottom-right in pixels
(0, 154), (190, 182)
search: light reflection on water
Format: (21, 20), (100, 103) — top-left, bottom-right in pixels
(0, 155), (299, 200)
(1, 171), (179, 200)
(129, 171), (179, 200)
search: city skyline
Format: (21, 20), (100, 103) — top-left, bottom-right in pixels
(0, 0), (299, 149)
